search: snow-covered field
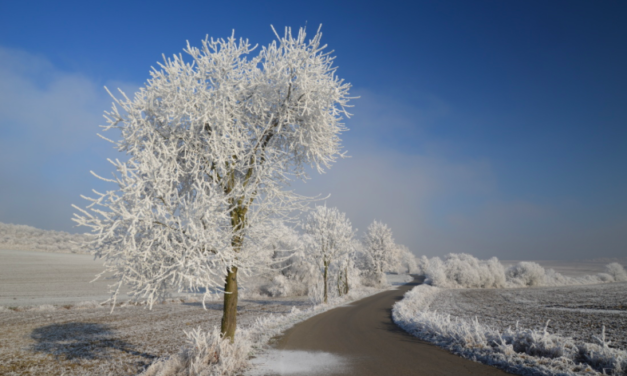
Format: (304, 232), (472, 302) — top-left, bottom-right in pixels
(0, 248), (398, 375)
(0, 294), (316, 375)
(395, 254), (627, 376)
(0, 250), (114, 307)
(429, 283), (627, 349)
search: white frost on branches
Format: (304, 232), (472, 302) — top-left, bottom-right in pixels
(419, 253), (627, 289)
(303, 205), (356, 303)
(363, 221), (396, 286)
(72, 26), (353, 308)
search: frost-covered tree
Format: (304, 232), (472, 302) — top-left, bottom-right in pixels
(73, 26), (352, 340)
(363, 221), (396, 285)
(252, 220), (316, 298)
(303, 205), (355, 303)
(394, 244), (418, 274)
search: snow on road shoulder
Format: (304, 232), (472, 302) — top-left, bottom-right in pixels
(392, 284), (627, 376)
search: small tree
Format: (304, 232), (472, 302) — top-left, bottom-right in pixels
(73, 26), (352, 341)
(363, 221), (396, 286)
(303, 205), (355, 303)
(395, 244), (419, 274)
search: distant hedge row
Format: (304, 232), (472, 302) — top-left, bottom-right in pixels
(0, 222), (89, 254)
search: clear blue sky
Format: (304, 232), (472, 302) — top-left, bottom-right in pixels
(1, 0), (626, 260)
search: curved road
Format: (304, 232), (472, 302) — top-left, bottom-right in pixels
(268, 279), (511, 375)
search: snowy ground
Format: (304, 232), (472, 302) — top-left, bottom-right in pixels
(0, 249), (400, 375)
(429, 283), (627, 350)
(0, 250), (115, 307)
(0, 249), (313, 375)
(0, 296), (310, 375)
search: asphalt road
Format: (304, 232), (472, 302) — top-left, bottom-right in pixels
(272, 279), (512, 376)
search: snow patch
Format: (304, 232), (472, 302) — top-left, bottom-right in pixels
(248, 350), (348, 375)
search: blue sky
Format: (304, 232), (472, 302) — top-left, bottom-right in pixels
(1, 0), (626, 260)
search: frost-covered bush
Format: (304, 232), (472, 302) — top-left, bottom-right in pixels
(141, 327), (252, 376)
(414, 255), (430, 277)
(247, 221), (316, 298)
(393, 284), (627, 376)
(260, 275), (292, 298)
(505, 261), (547, 287)
(0, 222), (89, 253)
(424, 254), (506, 288)
(239, 220), (323, 299)
(420, 253), (627, 289)
(605, 262), (627, 282)
(390, 244), (420, 274)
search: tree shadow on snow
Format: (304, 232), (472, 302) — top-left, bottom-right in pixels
(30, 322), (157, 361)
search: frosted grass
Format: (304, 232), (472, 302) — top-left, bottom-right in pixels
(393, 284), (627, 376)
(429, 284), (627, 349)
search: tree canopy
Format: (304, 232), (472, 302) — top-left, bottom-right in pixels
(73, 26), (353, 339)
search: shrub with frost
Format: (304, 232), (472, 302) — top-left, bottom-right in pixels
(424, 254), (506, 288)
(260, 275), (292, 297)
(424, 256), (447, 287)
(421, 253), (627, 289)
(414, 255), (430, 277)
(505, 261), (547, 287)
(391, 244), (419, 274)
(605, 262), (627, 282)
(141, 327), (252, 376)
(246, 220), (317, 298)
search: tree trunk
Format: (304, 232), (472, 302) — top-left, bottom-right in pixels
(323, 261), (328, 304)
(221, 266), (238, 342)
(344, 266), (349, 295)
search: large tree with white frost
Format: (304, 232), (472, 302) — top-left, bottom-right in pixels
(73, 26), (352, 340)
(303, 205), (355, 303)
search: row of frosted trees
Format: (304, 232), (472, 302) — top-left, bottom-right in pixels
(259, 206), (417, 304)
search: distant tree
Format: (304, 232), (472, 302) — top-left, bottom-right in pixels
(363, 221), (396, 285)
(395, 244), (419, 274)
(73, 26), (352, 341)
(303, 205), (355, 303)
